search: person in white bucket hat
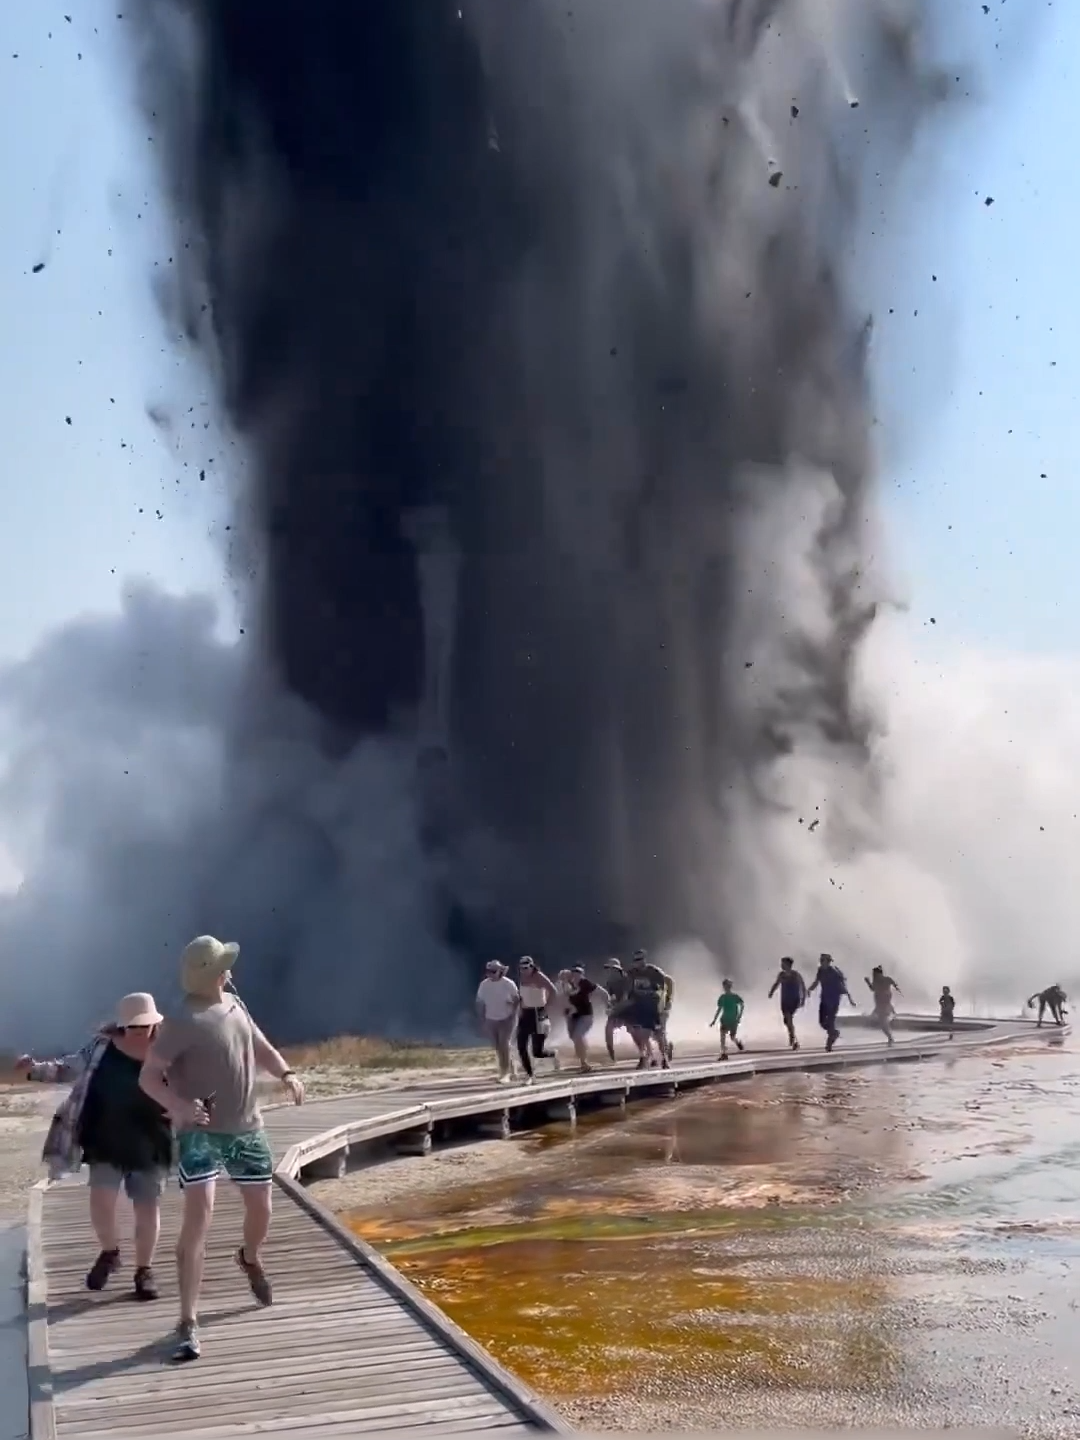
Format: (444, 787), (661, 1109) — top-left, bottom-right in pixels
(140, 936), (304, 1363)
(18, 992), (172, 1301)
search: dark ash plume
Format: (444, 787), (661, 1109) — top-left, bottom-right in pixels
(132, 0), (943, 980)
(0, 0), (950, 1048)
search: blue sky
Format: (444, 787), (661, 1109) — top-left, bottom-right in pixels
(0, 0), (1076, 664)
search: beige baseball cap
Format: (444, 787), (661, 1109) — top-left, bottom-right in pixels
(180, 935), (240, 997)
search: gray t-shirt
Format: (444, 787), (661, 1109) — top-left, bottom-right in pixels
(151, 996), (263, 1135)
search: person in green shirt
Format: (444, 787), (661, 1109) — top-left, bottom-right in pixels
(710, 979), (745, 1060)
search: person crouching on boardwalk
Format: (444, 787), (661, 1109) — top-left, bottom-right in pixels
(710, 980), (745, 1060)
(18, 992), (171, 1301)
(139, 936), (305, 1364)
(564, 966), (610, 1072)
(475, 960), (521, 1083)
(768, 957), (807, 1050)
(939, 986), (956, 1038)
(516, 956), (560, 1082)
(1027, 985), (1067, 1027)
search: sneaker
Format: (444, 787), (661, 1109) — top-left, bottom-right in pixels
(523, 1075), (535, 1086)
(826, 1029), (839, 1053)
(496, 1074), (511, 1086)
(133, 1266), (158, 1301)
(735, 1039), (745, 1052)
(170, 1320), (201, 1363)
(86, 1248), (120, 1292)
(236, 1247), (273, 1307)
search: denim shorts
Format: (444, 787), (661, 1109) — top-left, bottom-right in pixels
(87, 1164), (167, 1204)
(177, 1129), (274, 1187)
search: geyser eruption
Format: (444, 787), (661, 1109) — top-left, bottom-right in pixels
(0, 0), (950, 1048)
(141, 0), (937, 938)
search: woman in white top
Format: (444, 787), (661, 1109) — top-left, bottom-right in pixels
(515, 957), (560, 1083)
(475, 960), (521, 1084)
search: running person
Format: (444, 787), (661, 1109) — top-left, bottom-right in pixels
(18, 992), (171, 1301)
(768, 956), (807, 1050)
(625, 950), (673, 1069)
(865, 966), (901, 1046)
(807, 953), (853, 1052)
(564, 967), (609, 1072)
(1027, 985), (1067, 1027)
(939, 985), (956, 1039)
(139, 936), (304, 1363)
(474, 961), (521, 1082)
(516, 957), (559, 1082)
(710, 980), (745, 1060)
(603, 959), (632, 1062)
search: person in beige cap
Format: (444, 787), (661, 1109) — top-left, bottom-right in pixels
(140, 936), (303, 1363)
(18, 992), (171, 1301)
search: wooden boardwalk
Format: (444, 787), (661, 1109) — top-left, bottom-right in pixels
(24, 1015), (1056, 1439)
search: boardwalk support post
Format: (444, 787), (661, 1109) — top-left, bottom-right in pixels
(301, 1147), (347, 1181)
(476, 1109), (512, 1140)
(545, 1098), (576, 1124)
(393, 1123), (434, 1156)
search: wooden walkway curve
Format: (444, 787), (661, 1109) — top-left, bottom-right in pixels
(23, 1014), (1058, 1439)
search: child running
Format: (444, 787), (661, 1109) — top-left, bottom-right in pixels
(768, 956), (807, 1050)
(938, 985), (956, 1039)
(710, 980), (745, 1060)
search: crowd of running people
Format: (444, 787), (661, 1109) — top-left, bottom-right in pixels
(475, 950), (1069, 1082)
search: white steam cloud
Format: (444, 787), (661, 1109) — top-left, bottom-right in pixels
(0, 582), (1073, 1051)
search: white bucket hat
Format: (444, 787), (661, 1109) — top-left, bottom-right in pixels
(114, 992), (164, 1029)
(180, 935), (240, 997)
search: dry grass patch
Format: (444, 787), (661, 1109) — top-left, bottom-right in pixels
(281, 1035), (485, 1072)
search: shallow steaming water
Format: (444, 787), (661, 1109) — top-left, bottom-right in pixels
(347, 1040), (1080, 1434)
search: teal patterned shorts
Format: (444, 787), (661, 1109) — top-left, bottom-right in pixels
(177, 1129), (274, 1187)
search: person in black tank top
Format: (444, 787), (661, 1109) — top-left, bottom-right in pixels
(18, 992), (170, 1302)
(563, 967), (610, 1072)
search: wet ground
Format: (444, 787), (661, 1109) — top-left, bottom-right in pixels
(345, 1037), (1080, 1434)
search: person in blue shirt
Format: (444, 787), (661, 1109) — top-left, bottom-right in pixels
(807, 953), (853, 1051)
(768, 956), (807, 1051)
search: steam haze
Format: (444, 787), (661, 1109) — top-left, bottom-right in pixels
(1, 1), (1067, 1050)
